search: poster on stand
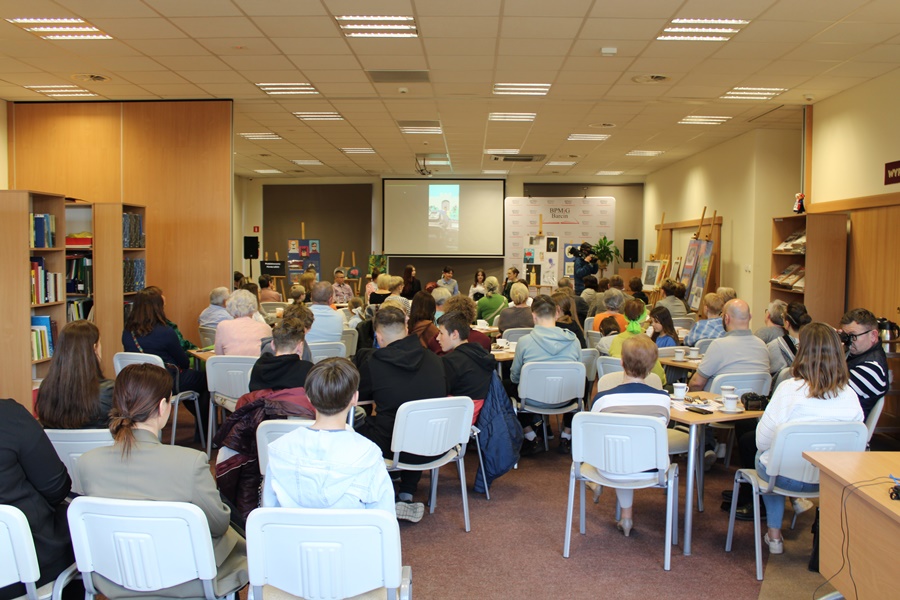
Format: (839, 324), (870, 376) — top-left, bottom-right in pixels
(679, 239), (703, 296)
(687, 241), (715, 310)
(287, 239), (321, 284)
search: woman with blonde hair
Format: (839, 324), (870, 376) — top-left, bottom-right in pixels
(387, 275), (411, 314)
(475, 275), (506, 326)
(496, 282), (533, 333)
(368, 272), (392, 306)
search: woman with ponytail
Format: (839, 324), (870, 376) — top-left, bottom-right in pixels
(78, 363), (248, 598)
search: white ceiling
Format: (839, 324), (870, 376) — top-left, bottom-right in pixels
(1, 0), (899, 181)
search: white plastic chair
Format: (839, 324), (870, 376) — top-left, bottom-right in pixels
(563, 412), (679, 571)
(696, 338), (714, 354)
(501, 328), (532, 343)
(586, 330), (604, 350)
(656, 345), (692, 358)
(113, 352), (204, 449)
(595, 372), (663, 392)
(260, 302), (288, 315)
(43, 429), (114, 495)
(307, 341), (347, 364)
(595, 356), (624, 380)
(725, 421), (868, 580)
(773, 366), (793, 391)
(865, 396), (886, 445)
(517, 362), (586, 452)
(66, 496), (246, 600)
(386, 397), (475, 532)
(205, 355), (256, 455)
(672, 317), (694, 330)
(584, 317), (594, 332)
(340, 327), (359, 357)
(0, 505), (79, 600)
(255, 419), (315, 476)
(198, 326), (217, 348)
(708, 372), (772, 468)
(580, 348), (599, 404)
(246, 508), (411, 600)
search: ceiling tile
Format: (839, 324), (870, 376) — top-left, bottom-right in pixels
(422, 38), (497, 56)
(155, 55), (231, 70)
(357, 55), (428, 70)
(90, 18), (187, 39)
(417, 17), (500, 38)
(500, 17), (584, 39)
(234, 0), (328, 16)
(220, 55), (296, 70)
(127, 39), (212, 56)
(169, 17), (264, 38)
(251, 17), (339, 38)
(274, 38), (352, 55)
(54, 0), (159, 18)
(497, 39), (574, 57)
(142, 0), (243, 17)
(580, 18), (667, 40)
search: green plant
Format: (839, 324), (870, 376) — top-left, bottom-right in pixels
(592, 235), (621, 265)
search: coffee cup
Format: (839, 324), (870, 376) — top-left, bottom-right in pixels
(476, 319), (489, 328)
(674, 349), (685, 361)
(723, 393), (739, 412)
(688, 347), (700, 359)
(720, 385), (736, 396)
(496, 338), (509, 348)
(275, 307), (284, 318)
(673, 382), (687, 400)
(508, 342), (517, 352)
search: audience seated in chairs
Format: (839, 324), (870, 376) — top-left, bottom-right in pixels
(767, 302), (810, 375)
(443, 294), (492, 351)
(408, 291), (443, 354)
(595, 316), (621, 356)
(552, 290), (587, 349)
(590, 288), (628, 333)
(654, 279), (688, 319)
(214, 289), (272, 357)
(475, 276), (506, 326)
(198, 286), (233, 329)
(684, 292), (726, 347)
(609, 299), (667, 386)
(754, 299), (787, 344)
(258, 274), (282, 303)
(437, 310), (496, 424)
(496, 282), (533, 334)
(306, 281), (344, 343)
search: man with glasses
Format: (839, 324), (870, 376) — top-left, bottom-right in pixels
(839, 308), (889, 419)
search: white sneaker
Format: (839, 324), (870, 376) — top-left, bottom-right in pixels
(703, 450), (717, 471)
(395, 501), (425, 523)
(764, 533), (784, 555)
(792, 497), (814, 516)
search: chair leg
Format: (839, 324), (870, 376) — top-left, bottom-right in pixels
(724, 427), (735, 468)
(206, 400), (216, 456)
(696, 425), (705, 512)
(563, 464), (577, 558)
(170, 399), (180, 445)
(192, 398), (206, 452)
(473, 429), (490, 501)
(672, 469), (679, 547)
(457, 457), (470, 532)
(429, 467), (439, 514)
(579, 479), (587, 535)
(664, 476), (675, 571)
(753, 492), (764, 581)
(791, 506), (798, 530)
(541, 419), (549, 452)
(725, 475), (741, 551)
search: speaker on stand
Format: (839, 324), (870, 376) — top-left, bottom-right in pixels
(243, 236), (259, 278)
(623, 239), (639, 268)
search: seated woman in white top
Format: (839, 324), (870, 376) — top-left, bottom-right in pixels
(590, 335), (670, 537)
(215, 289), (272, 356)
(755, 322), (863, 555)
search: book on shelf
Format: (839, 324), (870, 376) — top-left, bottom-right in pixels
(30, 213), (57, 248)
(123, 212), (145, 248)
(67, 298), (94, 322)
(770, 263), (803, 287)
(123, 257), (146, 293)
(774, 228), (807, 254)
(781, 266), (805, 288)
(791, 276), (806, 292)
(30, 315), (55, 360)
(65, 254), (93, 295)
(30, 256), (64, 304)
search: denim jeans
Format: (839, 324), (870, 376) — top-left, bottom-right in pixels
(755, 452), (818, 529)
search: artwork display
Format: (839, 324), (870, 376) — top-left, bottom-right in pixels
(641, 261), (662, 290)
(687, 241), (715, 311)
(287, 238), (321, 284)
(679, 239), (703, 296)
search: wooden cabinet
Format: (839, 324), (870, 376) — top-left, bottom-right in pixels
(770, 213), (848, 326)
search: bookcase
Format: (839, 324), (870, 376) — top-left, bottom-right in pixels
(770, 213), (848, 326)
(122, 203), (147, 317)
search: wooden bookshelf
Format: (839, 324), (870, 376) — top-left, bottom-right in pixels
(770, 213), (848, 326)
(121, 203), (147, 332)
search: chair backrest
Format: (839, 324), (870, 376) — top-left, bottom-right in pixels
(390, 397), (474, 457)
(307, 341), (347, 364)
(205, 355), (256, 402)
(708, 371), (772, 396)
(696, 338), (714, 354)
(260, 302), (288, 315)
(113, 352), (164, 375)
(246, 508), (403, 600)
(256, 420), (315, 475)
(865, 396), (886, 443)
(501, 328), (532, 343)
(571, 412), (669, 485)
(586, 330), (604, 350)
(773, 367), (793, 391)
(672, 317), (694, 330)
(581, 348), (599, 383)
(765, 421), (868, 485)
(340, 327), (359, 357)
(686, 312), (697, 320)
(584, 316), (594, 332)
(518, 361), (586, 407)
(44, 429), (115, 495)
(0, 505), (42, 599)
(596, 355), (624, 379)
(198, 326), (217, 348)
(656, 345), (691, 358)
(596, 372), (663, 393)
(67, 497), (218, 597)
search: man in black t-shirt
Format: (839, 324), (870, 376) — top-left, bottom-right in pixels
(437, 311), (497, 423)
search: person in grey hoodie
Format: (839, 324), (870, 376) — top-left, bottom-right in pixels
(262, 358), (402, 517)
(509, 295), (582, 455)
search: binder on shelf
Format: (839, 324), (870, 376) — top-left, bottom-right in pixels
(123, 212), (145, 248)
(30, 315), (54, 359)
(30, 213), (56, 248)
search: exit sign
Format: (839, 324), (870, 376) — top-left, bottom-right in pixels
(886, 160), (900, 185)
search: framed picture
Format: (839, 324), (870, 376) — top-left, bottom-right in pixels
(642, 261), (662, 289)
(669, 257), (682, 282)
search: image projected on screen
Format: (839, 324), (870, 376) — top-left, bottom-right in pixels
(428, 184), (459, 251)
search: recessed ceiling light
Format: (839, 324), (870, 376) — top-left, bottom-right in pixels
(489, 112), (536, 122)
(671, 19), (750, 25)
(482, 170), (509, 175)
(546, 161), (577, 166)
(567, 134), (610, 141)
(291, 159), (323, 166)
(239, 132), (282, 140)
(657, 35), (731, 41)
(24, 84), (96, 97)
(626, 150), (664, 157)
(400, 125), (442, 134)
(341, 148), (376, 154)
(335, 15), (417, 38)
(254, 169), (282, 174)
(484, 149), (519, 155)
(679, 115), (732, 125)
(7, 17), (112, 40)
(426, 160), (451, 166)
(720, 86), (787, 100)
(632, 74), (669, 84)
(596, 170), (624, 176)
(493, 83), (551, 96)
(256, 83), (318, 95)
(294, 111), (343, 121)
(658, 17), (749, 42)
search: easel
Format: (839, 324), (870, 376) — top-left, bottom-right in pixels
(647, 213), (668, 305)
(263, 251), (287, 299)
(338, 251), (361, 296)
(647, 209), (722, 306)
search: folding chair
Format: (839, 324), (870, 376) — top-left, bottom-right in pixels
(205, 355), (256, 455)
(307, 341), (347, 364)
(43, 429), (114, 495)
(517, 362), (585, 452)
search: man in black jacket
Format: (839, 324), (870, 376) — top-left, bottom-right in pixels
(437, 310), (497, 421)
(839, 308), (889, 419)
(355, 305), (447, 522)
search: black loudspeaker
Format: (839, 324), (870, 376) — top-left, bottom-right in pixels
(623, 239), (639, 264)
(243, 236), (259, 260)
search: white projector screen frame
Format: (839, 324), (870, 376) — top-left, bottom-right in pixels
(382, 178), (506, 256)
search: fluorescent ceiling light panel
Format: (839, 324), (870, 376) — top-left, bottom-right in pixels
(671, 19), (750, 25)
(24, 84), (96, 97)
(626, 150), (664, 156)
(658, 17), (749, 41)
(254, 169), (282, 174)
(679, 115), (732, 125)
(720, 86), (786, 100)
(489, 112), (536, 122)
(493, 83), (551, 96)
(482, 170), (509, 175)
(239, 132), (282, 140)
(567, 133), (610, 141)
(294, 111), (343, 121)
(256, 83), (318, 95)
(484, 149), (519, 155)
(657, 35), (730, 41)
(7, 17), (112, 39)
(291, 159), (323, 166)
(341, 148), (376, 154)
(546, 161), (577, 166)
(335, 15), (417, 38)
(400, 126), (442, 134)
(596, 170), (624, 176)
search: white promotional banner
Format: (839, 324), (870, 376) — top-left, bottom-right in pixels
(504, 196), (616, 286)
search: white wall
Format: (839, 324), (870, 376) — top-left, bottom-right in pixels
(644, 129), (801, 326)
(812, 69), (900, 204)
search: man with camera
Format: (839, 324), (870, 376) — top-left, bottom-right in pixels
(839, 308), (889, 419)
(569, 242), (599, 295)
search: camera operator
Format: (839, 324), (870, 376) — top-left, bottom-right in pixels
(569, 242), (599, 295)
(838, 308), (888, 419)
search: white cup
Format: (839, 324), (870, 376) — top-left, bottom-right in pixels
(275, 307), (284, 318)
(688, 347), (700, 358)
(720, 385), (736, 396)
(674, 349), (685, 361)
(673, 382), (687, 400)
(496, 338), (509, 348)
(723, 393), (739, 411)
(476, 319), (489, 328)
(508, 342), (517, 352)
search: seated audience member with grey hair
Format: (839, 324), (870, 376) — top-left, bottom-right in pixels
(432, 286), (452, 320)
(654, 278), (687, 318)
(755, 299), (787, 344)
(214, 289), (273, 356)
(591, 288), (628, 333)
(496, 282), (533, 333)
(306, 281), (345, 343)
(288, 284), (306, 304)
(199, 286), (233, 328)
(258, 274), (282, 303)
(332, 269), (353, 304)
(717, 286), (737, 303)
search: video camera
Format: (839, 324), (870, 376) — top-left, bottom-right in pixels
(567, 242), (596, 262)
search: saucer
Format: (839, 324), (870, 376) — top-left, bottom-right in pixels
(671, 357), (687, 362)
(719, 407), (745, 414)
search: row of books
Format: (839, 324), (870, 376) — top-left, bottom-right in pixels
(123, 212), (145, 248)
(30, 315), (56, 361)
(30, 213), (57, 248)
(771, 263), (806, 290)
(774, 228), (806, 254)
(124, 258), (146, 293)
(30, 256), (64, 305)
(67, 298), (94, 322)
(66, 254), (93, 295)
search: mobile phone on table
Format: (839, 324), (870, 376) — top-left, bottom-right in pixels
(685, 406), (713, 415)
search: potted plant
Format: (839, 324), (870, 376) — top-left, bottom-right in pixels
(592, 236), (621, 271)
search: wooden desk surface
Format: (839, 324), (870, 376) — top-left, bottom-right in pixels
(491, 349), (515, 362)
(659, 356), (702, 370)
(188, 349), (215, 363)
(804, 451), (900, 522)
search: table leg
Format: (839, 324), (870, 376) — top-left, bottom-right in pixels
(696, 423), (705, 512)
(683, 423), (700, 555)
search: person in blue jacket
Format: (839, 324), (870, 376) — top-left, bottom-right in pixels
(570, 242), (598, 295)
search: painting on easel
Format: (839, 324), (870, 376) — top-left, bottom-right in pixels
(679, 239), (703, 296)
(687, 241), (715, 311)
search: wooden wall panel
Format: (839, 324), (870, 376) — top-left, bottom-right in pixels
(122, 101), (233, 345)
(846, 206), (900, 318)
(9, 103), (122, 202)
